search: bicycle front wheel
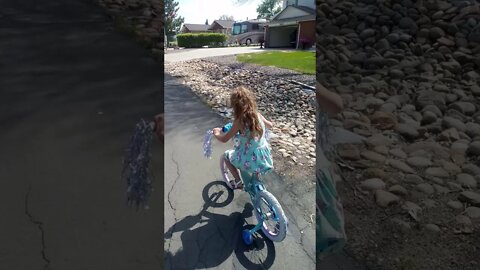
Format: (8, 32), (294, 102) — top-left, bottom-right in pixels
(220, 154), (235, 189)
(254, 190), (288, 242)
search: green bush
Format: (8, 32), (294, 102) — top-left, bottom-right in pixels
(177, 33), (227, 48)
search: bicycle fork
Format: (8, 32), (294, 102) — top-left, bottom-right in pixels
(249, 220), (264, 234)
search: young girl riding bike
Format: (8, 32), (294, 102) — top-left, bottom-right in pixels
(212, 86), (273, 190)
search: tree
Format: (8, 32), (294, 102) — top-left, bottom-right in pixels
(256, 0), (282, 20)
(219, 15), (235, 21)
(165, 0), (184, 44)
(205, 19), (209, 25)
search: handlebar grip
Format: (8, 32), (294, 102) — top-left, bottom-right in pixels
(222, 122), (233, 133)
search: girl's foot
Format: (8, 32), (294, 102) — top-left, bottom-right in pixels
(229, 179), (244, 190)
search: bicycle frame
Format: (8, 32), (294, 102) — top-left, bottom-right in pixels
(239, 169), (279, 235)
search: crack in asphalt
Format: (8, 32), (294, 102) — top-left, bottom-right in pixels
(24, 184), (51, 270)
(166, 151), (181, 253)
(298, 225), (316, 264)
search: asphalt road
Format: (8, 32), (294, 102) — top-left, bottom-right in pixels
(0, 1), (163, 269)
(164, 74), (316, 269)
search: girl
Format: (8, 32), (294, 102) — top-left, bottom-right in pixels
(316, 81), (347, 261)
(213, 86), (273, 189)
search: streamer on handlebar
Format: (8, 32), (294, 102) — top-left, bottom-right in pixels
(122, 119), (155, 210)
(203, 129), (214, 159)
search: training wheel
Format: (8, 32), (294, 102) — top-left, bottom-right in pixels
(242, 230), (253, 245)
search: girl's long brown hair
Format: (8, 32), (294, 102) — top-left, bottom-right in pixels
(230, 86), (263, 138)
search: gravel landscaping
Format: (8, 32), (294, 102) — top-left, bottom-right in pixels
(166, 59), (316, 172)
(317, 0), (480, 269)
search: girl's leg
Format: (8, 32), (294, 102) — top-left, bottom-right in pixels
(224, 155), (242, 185)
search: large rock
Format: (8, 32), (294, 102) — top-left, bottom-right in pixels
(337, 144), (361, 160)
(361, 151), (386, 164)
(421, 111), (437, 125)
(363, 168), (387, 179)
(447, 200), (463, 210)
(389, 185), (408, 196)
(397, 123), (419, 139)
(407, 157), (432, 168)
(458, 191), (480, 207)
(375, 190), (400, 207)
(366, 134), (394, 147)
(450, 102), (476, 116)
(439, 128), (460, 141)
(457, 173), (477, 188)
(465, 207), (480, 219)
(463, 163), (480, 175)
(426, 167), (449, 178)
(404, 174), (424, 184)
(466, 122), (480, 137)
(416, 90), (446, 111)
(370, 111), (397, 130)
(388, 159), (415, 174)
(430, 27), (445, 39)
(361, 178), (386, 190)
(468, 141), (480, 155)
(403, 141), (450, 160)
(442, 116), (467, 132)
(416, 183), (435, 195)
(451, 141), (469, 164)
(389, 148), (408, 159)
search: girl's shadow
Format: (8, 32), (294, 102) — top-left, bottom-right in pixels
(164, 181), (276, 269)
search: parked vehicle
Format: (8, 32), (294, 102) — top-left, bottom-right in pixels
(228, 19), (267, 46)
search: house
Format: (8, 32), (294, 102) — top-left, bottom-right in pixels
(264, 0), (315, 49)
(208, 20), (234, 35)
(180, 24), (210, 33)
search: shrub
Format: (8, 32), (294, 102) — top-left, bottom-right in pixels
(177, 33), (228, 48)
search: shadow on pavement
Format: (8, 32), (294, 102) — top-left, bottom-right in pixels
(165, 180), (277, 269)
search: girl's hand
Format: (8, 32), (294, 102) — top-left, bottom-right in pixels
(154, 114), (164, 140)
(316, 82), (344, 115)
(213, 127), (222, 137)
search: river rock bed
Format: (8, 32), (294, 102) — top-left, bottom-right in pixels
(317, 0), (480, 269)
(202, 54), (316, 87)
(166, 60), (317, 167)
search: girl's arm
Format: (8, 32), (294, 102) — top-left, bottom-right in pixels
(213, 118), (240, 143)
(259, 113), (273, 129)
(316, 82), (344, 115)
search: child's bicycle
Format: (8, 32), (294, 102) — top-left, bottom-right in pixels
(210, 123), (288, 245)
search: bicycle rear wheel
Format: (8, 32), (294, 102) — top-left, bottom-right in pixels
(254, 190), (288, 242)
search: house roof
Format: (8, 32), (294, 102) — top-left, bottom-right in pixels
(182, 24), (210, 32)
(270, 5), (315, 22)
(208, 20), (234, 30)
(293, 6), (315, 14)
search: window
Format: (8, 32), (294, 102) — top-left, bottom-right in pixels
(232, 24), (241, 35)
(241, 24), (248, 34)
(252, 23), (259, 30)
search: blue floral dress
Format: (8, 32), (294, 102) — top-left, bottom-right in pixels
(224, 114), (273, 175)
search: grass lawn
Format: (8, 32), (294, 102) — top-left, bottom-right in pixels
(236, 51), (315, 74)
